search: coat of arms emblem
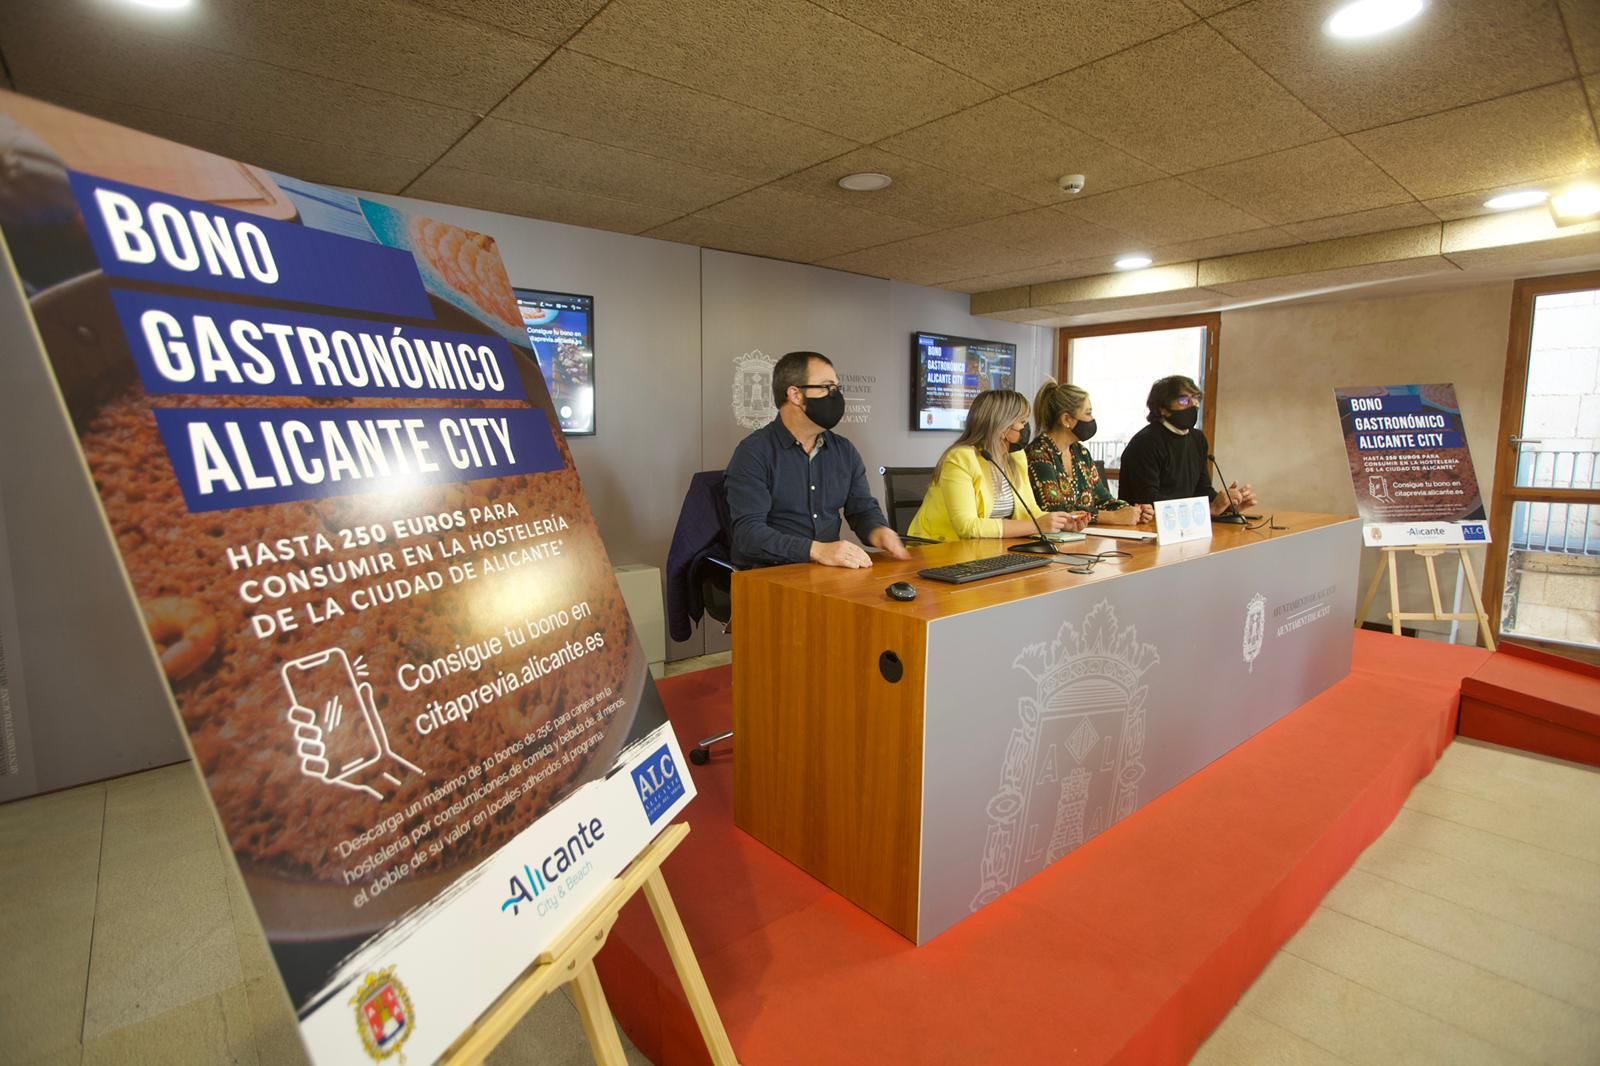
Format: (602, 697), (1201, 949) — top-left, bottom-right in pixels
(732, 350), (777, 430)
(1243, 593), (1267, 673)
(351, 967), (415, 1061)
(971, 601), (1159, 910)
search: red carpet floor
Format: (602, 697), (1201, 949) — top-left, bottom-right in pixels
(1458, 643), (1600, 767)
(597, 631), (1490, 1066)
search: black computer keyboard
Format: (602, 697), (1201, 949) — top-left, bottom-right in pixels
(918, 554), (1051, 584)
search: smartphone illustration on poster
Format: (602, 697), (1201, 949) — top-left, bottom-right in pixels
(283, 648), (383, 779)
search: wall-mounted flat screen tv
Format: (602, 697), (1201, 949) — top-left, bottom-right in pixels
(911, 331), (1017, 431)
(513, 288), (595, 436)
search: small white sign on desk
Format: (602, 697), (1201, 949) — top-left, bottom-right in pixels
(1155, 496), (1214, 545)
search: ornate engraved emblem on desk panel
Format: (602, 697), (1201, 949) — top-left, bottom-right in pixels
(971, 601), (1159, 910)
(1243, 593), (1267, 673)
(732, 350), (777, 430)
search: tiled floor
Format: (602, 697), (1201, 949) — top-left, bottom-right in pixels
(4, 656), (1597, 1065)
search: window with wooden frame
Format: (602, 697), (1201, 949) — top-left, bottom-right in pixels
(1057, 313), (1222, 481)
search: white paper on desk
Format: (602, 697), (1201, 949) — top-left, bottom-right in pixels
(1085, 526), (1157, 540)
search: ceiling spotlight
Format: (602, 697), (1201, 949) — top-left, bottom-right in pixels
(1114, 255), (1153, 270)
(1483, 189), (1548, 211)
(125, 0), (194, 8)
(1550, 183), (1600, 226)
(1325, 0), (1425, 39)
(838, 172), (892, 192)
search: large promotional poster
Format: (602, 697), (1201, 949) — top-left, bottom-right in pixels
(1334, 384), (1490, 547)
(0, 91), (692, 1063)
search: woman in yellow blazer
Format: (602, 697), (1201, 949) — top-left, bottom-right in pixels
(909, 389), (1087, 542)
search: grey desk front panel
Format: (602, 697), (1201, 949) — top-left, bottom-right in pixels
(918, 520), (1360, 942)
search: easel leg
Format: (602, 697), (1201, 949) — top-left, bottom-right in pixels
(1386, 550), (1403, 636)
(643, 869), (740, 1066)
(570, 961), (629, 1066)
(1457, 547), (1497, 652)
(1358, 556), (1386, 627)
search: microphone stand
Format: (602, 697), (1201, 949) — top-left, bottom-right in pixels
(1208, 453), (1247, 525)
(979, 448), (1059, 554)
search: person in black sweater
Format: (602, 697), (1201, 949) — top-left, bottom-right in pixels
(1118, 375), (1257, 515)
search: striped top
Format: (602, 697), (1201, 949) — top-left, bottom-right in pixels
(989, 468), (1015, 518)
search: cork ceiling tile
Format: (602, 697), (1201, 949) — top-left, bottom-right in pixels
(879, 98), (1166, 205)
(1423, 184), (1564, 222)
(942, 264), (1085, 295)
(1283, 203), (1442, 242)
(2, 13), (478, 163)
(982, 308), (1065, 324)
(1350, 81), (1600, 201)
(406, 166), (682, 234)
(1185, 138), (1412, 224)
(566, 0), (993, 143)
(436, 118), (756, 214)
(1029, 286), (1220, 321)
(1033, 263), (1200, 307)
(1204, 258), (1461, 299)
(1441, 210), (1600, 258)
(1564, 1), (1600, 75)
(769, 148), (1035, 228)
(818, 230), (1054, 285)
(1016, 23), (1333, 172)
(645, 186), (931, 263)
(1059, 179), (1269, 246)
(1211, 0), (1575, 133)
(1155, 227), (1304, 261)
(1197, 225), (1443, 287)
(969, 287), (1032, 315)
(26, 89), (430, 195)
(808, 0), (1195, 92)
(495, 51), (855, 182)
(411, 0), (611, 43)
(947, 207), (1133, 260)
(1179, 0), (1250, 14)
(7, 0), (552, 114)
(1443, 222), (1600, 271)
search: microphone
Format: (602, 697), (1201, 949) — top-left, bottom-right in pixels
(1207, 453), (1247, 524)
(979, 448), (1057, 553)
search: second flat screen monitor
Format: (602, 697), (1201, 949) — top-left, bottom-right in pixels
(912, 331), (1016, 431)
(514, 288), (595, 436)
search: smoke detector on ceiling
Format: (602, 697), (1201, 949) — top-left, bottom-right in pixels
(1059, 174), (1086, 195)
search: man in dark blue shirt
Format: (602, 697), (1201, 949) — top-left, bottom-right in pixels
(726, 351), (909, 569)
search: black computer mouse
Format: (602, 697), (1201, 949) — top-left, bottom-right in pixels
(886, 581), (917, 601)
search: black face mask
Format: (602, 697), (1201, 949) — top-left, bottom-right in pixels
(1166, 406), (1199, 431)
(1071, 417), (1098, 442)
(1008, 421), (1032, 452)
(804, 389), (846, 430)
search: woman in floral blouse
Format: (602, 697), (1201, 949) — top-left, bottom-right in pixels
(1025, 380), (1154, 524)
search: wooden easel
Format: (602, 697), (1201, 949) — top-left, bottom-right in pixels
(444, 823), (739, 1066)
(1358, 545), (1496, 651)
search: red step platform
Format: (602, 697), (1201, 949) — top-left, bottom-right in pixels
(1459, 643), (1600, 768)
(597, 631), (1490, 1066)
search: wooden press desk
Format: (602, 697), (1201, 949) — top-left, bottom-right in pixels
(731, 512), (1361, 943)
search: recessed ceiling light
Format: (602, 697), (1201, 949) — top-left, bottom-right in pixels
(1483, 189), (1548, 211)
(125, 0), (193, 7)
(1325, 0), (1425, 39)
(1550, 183), (1600, 225)
(1114, 255), (1153, 270)
(838, 172), (892, 192)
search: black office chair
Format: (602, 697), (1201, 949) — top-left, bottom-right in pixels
(881, 466), (934, 536)
(688, 476), (735, 765)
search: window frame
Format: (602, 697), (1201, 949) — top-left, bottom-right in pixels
(1057, 312), (1222, 477)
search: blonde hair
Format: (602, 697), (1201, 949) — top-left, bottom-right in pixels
(935, 389), (1031, 478)
(1034, 378), (1089, 435)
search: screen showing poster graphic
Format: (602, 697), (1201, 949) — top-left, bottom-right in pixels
(513, 288), (595, 436)
(911, 331), (1016, 431)
(0, 91), (692, 1064)
(1334, 384), (1489, 547)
